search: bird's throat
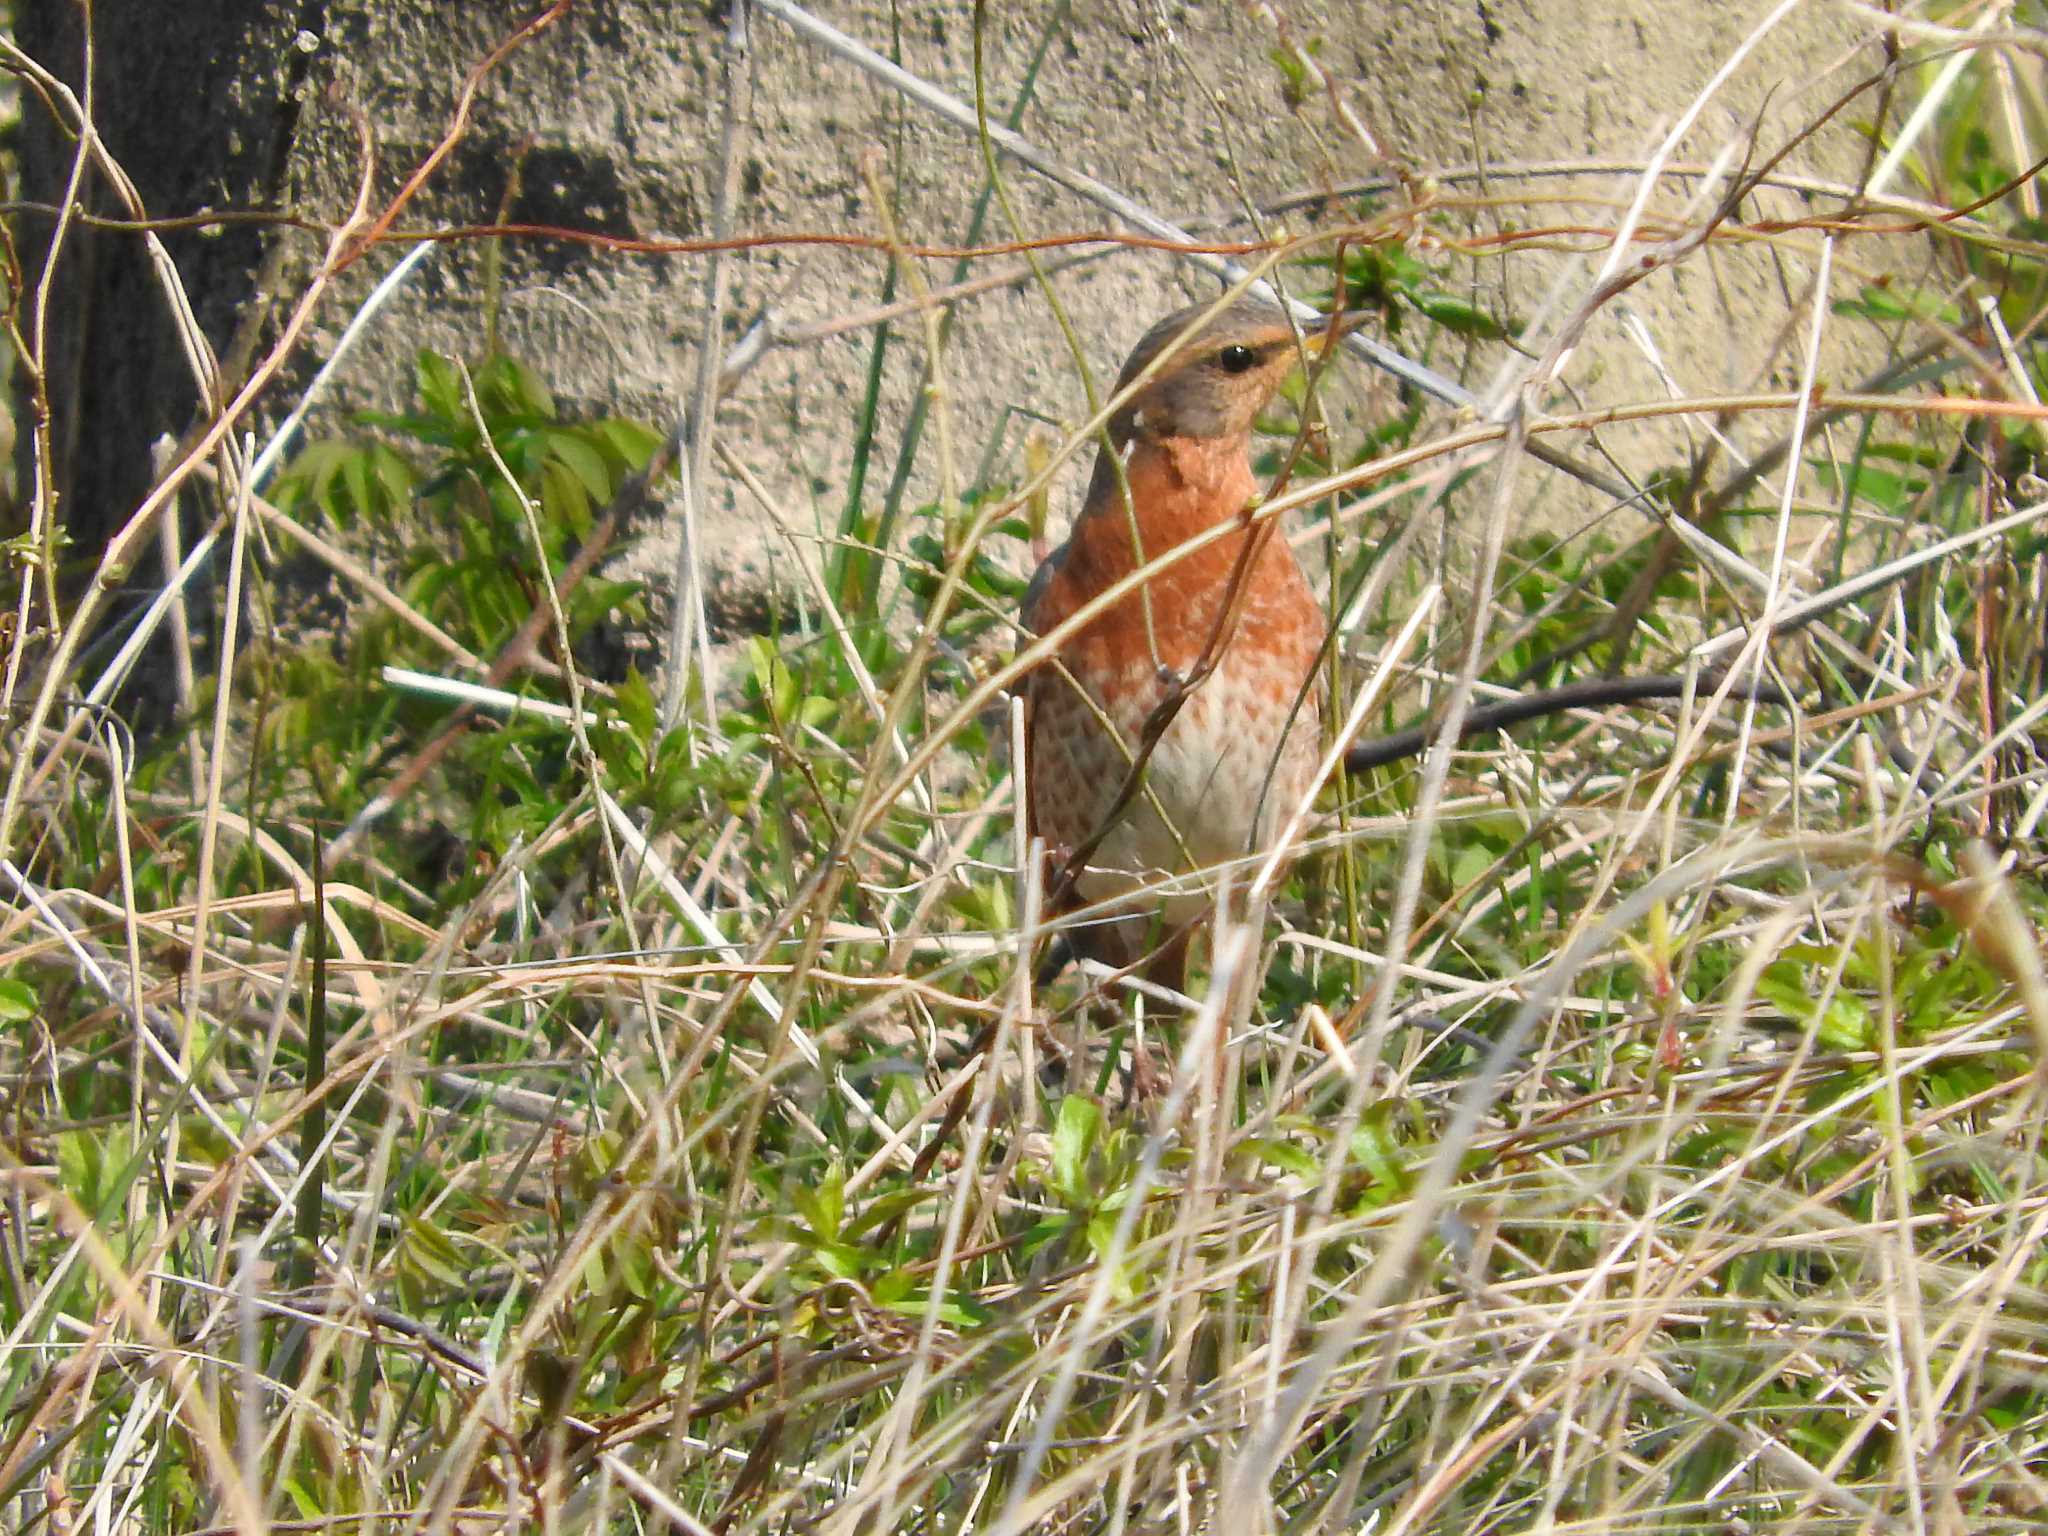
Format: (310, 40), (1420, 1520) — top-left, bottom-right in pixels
(1081, 433), (1260, 565)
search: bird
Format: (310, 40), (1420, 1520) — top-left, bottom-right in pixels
(1021, 297), (1341, 996)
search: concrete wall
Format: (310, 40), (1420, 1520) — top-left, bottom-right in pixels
(19, 1), (1903, 682)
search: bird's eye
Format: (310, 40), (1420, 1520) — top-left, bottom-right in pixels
(1216, 344), (1259, 374)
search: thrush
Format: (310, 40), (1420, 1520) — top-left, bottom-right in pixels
(1022, 297), (1340, 994)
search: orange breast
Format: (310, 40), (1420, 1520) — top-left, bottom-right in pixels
(1023, 434), (1326, 930)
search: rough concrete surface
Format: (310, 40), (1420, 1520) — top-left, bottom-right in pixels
(22, 0), (1916, 684)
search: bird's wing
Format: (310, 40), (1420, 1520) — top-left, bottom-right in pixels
(1019, 536), (1068, 636)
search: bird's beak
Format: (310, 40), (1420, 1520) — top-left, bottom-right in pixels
(1303, 309), (1372, 352)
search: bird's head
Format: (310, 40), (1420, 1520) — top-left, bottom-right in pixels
(1108, 298), (1350, 445)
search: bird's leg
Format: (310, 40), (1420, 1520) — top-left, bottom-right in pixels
(1119, 914), (1206, 1104)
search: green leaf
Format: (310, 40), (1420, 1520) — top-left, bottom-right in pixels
(541, 458), (593, 540)
(842, 1186), (932, 1241)
(415, 349), (465, 425)
(0, 976), (38, 1022)
(283, 440), (341, 512)
(1051, 1095), (1100, 1201)
(342, 446), (373, 525)
(401, 1215), (469, 1288)
(614, 1234), (656, 1300)
(1831, 284), (1961, 327)
(1447, 841), (1493, 891)
(1757, 968), (1815, 1024)
(351, 408), (451, 443)
(789, 1161), (846, 1242)
(1406, 289), (1507, 340)
(485, 475), (533, 533)
(1816, 992), (1872, 1052)
(1349, 1105), (1410, 1201)
(56, 1127), (135, 1214)
(882, 1289), (988, 1328)
(594, 417), (664, 470)
(1269, 46), (1309, 105)
(371, 441), (417, 511)
(547, 430), (614, 503)
(747, 637), (777, 706)
(1235, 1136), (1318, 1179)
(1020, 1216), (1071, 1258)
(816, 1160), (844, 1238)
(480, 353), (555, 419)
(813, 1240), (867, 1280)
(1084, 1210), (1140, 1302)
(615, 667), (658, 742)
(55, 1129), (95, 1205)
(282, 1479), (323, 1522)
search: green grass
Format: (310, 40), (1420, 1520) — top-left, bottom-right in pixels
(4, 7), (2048, 1534)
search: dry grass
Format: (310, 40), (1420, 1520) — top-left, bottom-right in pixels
(2, 4), (2047, 1534)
